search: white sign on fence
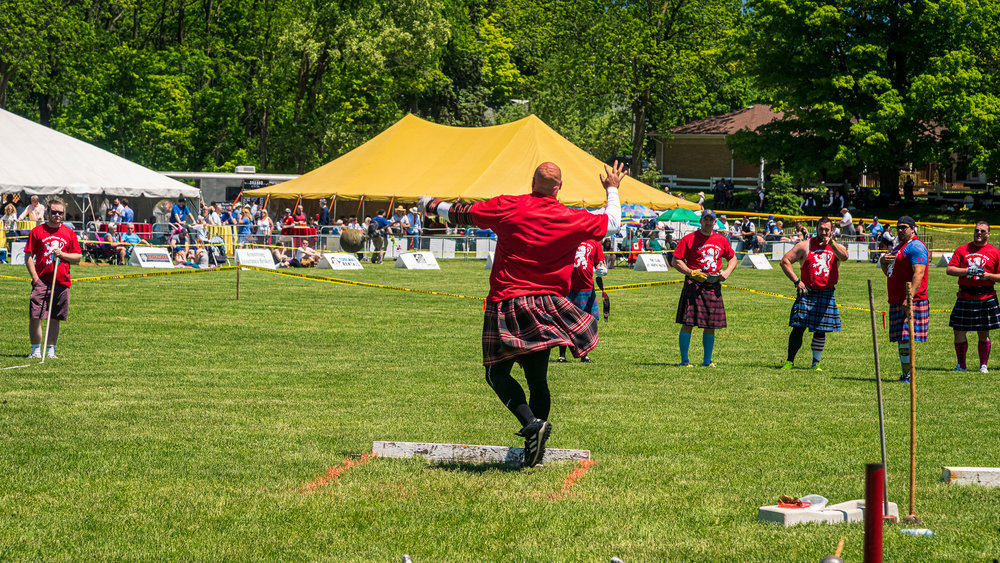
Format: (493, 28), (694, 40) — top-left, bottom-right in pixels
(847, 243), (868, 261)
(633, 253), (670, 272)
(739, 254), (772, 270)
(318, 252), (364, 270)
(11, 241), (26, 265)
(129, 246), (175, 268)
(429, 238), (456, 259)
(235, 248), (276, 270)
(770, 242), (794, 261)
(395, 251), (441, 270)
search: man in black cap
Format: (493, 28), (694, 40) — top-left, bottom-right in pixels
(170, 197), (193, 227)
(880, 215), (929, 383)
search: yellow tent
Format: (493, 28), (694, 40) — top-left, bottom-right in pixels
(244, 114), (697, 210)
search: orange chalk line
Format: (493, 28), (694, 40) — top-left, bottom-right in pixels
(549, 459), (597, 501)
(299, 452), (375, 494)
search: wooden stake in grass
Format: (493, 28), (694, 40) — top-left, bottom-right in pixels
(902, 282), (921, 525)
(236, 262), (240, 300)
(868, 280), (891, 518)
(39, 256), (60, 365)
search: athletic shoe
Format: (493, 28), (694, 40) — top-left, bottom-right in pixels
(979, 365), (989, 374)
(678, 362), (694, 368)
(702, 362), (717, 368)
(28, 351), (41, 359)
(952, 364), (968, 372)
(46, 351), (58, 359)
(810, 363), (822, 371)
(521, 419), (552, 468)
(779, 361), (794, 370)
(580, 356), (592, 363)
(556, 356), (567, 363)
(899, 372), (911, 383)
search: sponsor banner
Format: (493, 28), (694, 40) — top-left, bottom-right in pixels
(395, 251), (441, 270)
(318, 252), (364, 270)
(236, 248), (276, 270)
(129, 246), (175, 268)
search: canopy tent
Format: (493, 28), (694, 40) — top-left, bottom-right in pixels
(0, 109), (200, 200)
(244, 114), (697, 210)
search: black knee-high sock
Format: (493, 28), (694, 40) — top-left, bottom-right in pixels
(558, 345), (567, 358)
(485, 359), (534, 426)
(787, 326), (806, 362)
(519, 349), (552, 421)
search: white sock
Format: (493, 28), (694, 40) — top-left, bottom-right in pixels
(47, 345), (55, 353)
(32, 344), (41, 353)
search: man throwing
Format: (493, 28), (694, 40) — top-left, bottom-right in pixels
(672, 210), (737, 367)
(880, 216), (929, 383)
(557, 238), (608, 363)
(945, 221), (1000, 373)
(25, 197), (82, 359)
(779, 217), (848, 370)
(419, 161), (624, 467)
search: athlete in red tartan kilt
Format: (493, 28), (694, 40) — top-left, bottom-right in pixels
(420, 161), (626, 467)
(945, 220), (1000, 373)
(778, 217), (848, 371)
(671, 210), (738, 367)
(880, 215), (930, 383)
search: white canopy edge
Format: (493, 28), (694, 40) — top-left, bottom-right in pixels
(0, 109), (200, 199)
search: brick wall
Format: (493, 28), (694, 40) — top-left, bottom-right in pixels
(657, 135), (760, 179)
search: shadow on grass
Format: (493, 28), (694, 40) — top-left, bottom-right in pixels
(428, 461), (522, 474)
(830, 375), (903, 383)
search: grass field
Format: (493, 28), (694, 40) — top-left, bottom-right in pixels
(1, 258), (999, 561)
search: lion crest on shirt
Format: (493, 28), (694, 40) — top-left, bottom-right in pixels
(701, 246), (719, 273)
(812, 250), (832, 277)
(574, 243), (592, 270)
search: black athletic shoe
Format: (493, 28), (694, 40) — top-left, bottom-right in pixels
(556, 356), (567, 363)
(521, 419), (552, 468)
(580, 355), (591, 363)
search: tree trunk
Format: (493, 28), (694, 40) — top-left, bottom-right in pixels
(879, 166), (900, 202)
(630, 93), (648, 178)
(38, 92), (52, 127)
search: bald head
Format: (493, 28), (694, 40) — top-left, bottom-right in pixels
(532, 162), (562, 196)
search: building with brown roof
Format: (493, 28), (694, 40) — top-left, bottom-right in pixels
(651, 105), (782, 190)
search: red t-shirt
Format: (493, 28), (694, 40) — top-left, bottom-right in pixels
(569, 239), (605, 293)
(800, 238), (840, 290)
(673, 230), (734, 274)
(948, 241), (1000, 300)
(27, 223), (81, 287)
(471, 193), (607, 301)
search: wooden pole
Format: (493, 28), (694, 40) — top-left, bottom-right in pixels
(903, 282), (919, 523)
(868, 280), (890, 516)
(236, 262), (241, 300)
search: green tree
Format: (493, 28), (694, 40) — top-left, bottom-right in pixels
(731, 0), (1000, 191)
(763, 169), (801, 215)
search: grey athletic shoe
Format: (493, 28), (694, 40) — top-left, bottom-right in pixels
(520, 419), (552, 468)
(28, 351), (41, 359)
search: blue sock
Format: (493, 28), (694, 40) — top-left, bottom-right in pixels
(702, 333), (715, 365)
(679, 331), (691, 364)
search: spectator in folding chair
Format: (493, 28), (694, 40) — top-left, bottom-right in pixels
(117, 222), (150, 264)
(170, 228), (191, 263)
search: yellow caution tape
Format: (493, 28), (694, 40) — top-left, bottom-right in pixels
(602, 280), (683, 292)
(72, 266), (237, 283)
(0, 273), (32, 281)
(241, 265), (484, 301)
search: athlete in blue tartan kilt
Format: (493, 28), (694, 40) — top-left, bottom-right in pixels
(779, 217), (848, 370)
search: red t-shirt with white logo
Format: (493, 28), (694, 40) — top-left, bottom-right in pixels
(471, 193), (607, 301)
(27, 223), (81, 287)
(569, 239), (605, 293)
(948, 241), (1000, 300)
(800, 238), (840, 290)
(673, 231), (734, 274)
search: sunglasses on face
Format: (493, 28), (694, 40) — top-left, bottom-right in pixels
(896, 225), (910, 230)
(975, 229), (989, 234)
(49, 210), (64, 216)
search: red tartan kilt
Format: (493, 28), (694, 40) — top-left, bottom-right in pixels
(675, 279), (727, 329)
(482, 294), (598, 366)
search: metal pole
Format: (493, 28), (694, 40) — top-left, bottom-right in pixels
(868, 280), (890, 516)
(904, 282), (919, 523)
(236, 261), (241, 300)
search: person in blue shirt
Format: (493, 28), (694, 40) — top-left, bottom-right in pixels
(170, 197), (192, 227)
(867, 216), (885, 262)
(238, 207), (253, 246)
(120, 199), (134, 223)
(115, 222), (149, 264)
(369, 209), (391, 264)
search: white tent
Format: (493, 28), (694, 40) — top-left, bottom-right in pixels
(0, 109), (199, 200)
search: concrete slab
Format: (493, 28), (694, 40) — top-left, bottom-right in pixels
(758, 500), (899, 527)
(372, 441), (590, 466)
(942, 466), (1000, 487)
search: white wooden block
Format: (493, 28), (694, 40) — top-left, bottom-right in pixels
(936, 253), (953, 267)
(11, 241), (26, 265)
(942, 466), (1000, 487)
(758, 500), (898, 527)
(317, 252), (364, 270)
(394, 252), (440, 269)
(372, 441), (590, 466)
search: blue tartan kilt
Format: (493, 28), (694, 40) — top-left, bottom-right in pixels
(789, 287), (842, 332)
(568, 289), (599, 320)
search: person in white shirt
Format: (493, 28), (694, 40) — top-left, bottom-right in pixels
(839, 208), (856, 237)
(18, 195), (45, 222)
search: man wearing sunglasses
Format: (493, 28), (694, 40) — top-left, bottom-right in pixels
(945, 221), (1000, 373)
(880, 215), (929, 383)
(25, 197), (82, 359)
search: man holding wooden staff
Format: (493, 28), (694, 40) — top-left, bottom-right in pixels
(945, 221), (1000, 373)
(880, 216), (929, 383)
